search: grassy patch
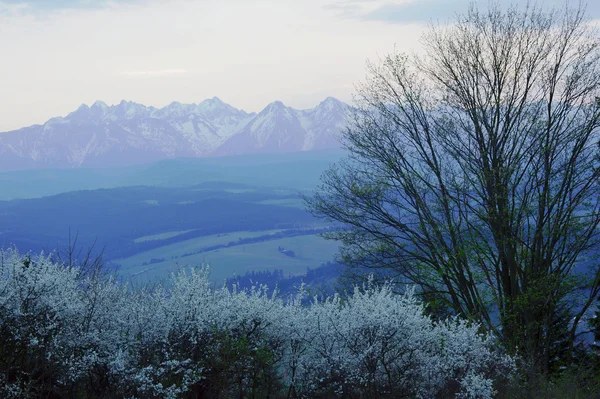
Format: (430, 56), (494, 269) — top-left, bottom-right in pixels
(115, 230), (286, 270)
(223, 188), (257, 194)
(256, 198), (305, 209)
(119, 234), (339, 283)
(133, 229), (197, 243)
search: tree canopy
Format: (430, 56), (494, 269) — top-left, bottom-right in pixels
(305, 1), (600, 373)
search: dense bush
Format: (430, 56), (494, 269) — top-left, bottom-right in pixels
(0, 249), (513, 398)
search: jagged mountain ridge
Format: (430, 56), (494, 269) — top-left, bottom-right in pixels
(0, 97), (348, 170)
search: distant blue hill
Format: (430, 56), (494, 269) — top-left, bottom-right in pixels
(0, 149), (347, 200)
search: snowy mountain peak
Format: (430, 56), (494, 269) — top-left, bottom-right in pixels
(113, 100), (147, 119)
(66, 104), (92, 121)
(264, 101), (286, 112)
(117, 99), (140, 108)
(159, 101), (193, 118)
(195, 97), (247, 122)
(91, 100), (108, 110)
(197, 96), (230, 112)
(318, 97), (345, 110)
(207, 96), (224, 104)
(0, 97), (348, 170)
(89, 101), (109, 119)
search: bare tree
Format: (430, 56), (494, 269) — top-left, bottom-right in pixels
(305, 1), (600, 373)
(48, 230), (107, 280)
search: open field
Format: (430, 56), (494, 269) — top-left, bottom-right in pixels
(0, 172), (339, 282)
(115, 230), (287, 269)
(256, 198), (305, 209)
(133, 229), (197, 243)
(118, 234), (339, 283)
(223, 188), (257, 194)
(0, 182), (319, 260)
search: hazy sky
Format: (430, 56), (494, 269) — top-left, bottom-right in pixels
(1, 0), (599, 131)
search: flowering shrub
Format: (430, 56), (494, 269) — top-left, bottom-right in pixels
(0, 249), (513, 398)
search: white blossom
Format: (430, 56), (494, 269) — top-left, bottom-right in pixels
(0, 249), (514, 398)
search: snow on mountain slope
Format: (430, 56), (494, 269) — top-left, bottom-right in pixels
(0, 97), (348, 170)
(215, 97), (348, 156)
(300, 97), (348, 150)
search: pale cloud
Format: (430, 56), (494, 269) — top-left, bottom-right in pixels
(361, 0), (470, 23)
(325, 0), (412, 19)
(3, 0), (598, 132)
(120, 69), (188, 77)
(330, 0), (600, 24)
(0, 0), (137, 12)
(0, 1), (31, 16)
(0, 0), (425, 131)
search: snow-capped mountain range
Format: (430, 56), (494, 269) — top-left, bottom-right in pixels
(0, 97), (348, 170)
